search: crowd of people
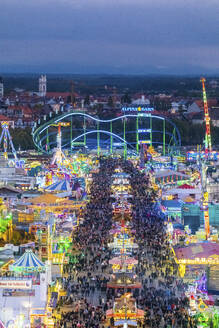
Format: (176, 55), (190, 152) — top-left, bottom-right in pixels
(54, 158), (196, 328)
(55, 158), (117, 327)
(128, 163), (197, 327)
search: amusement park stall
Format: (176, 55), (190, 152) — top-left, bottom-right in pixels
(0, 250), (50, 328)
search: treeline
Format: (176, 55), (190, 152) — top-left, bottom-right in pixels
(3, 74), (219, 96)
(173, 119), (219, 147)
(6, 128), (34, 150)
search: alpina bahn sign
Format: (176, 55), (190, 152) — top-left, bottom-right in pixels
(121, 106), (154, 112)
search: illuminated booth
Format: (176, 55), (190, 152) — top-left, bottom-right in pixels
(106, 293), (144, 322)
(0, 249), (50, 327)
(161, 200), (182, 222)
(107, 272), (141, 289)
(172, 243), (219, 281)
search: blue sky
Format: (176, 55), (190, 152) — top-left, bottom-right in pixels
(1, 0), (219, 74)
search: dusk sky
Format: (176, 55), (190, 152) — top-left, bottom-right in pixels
(1, 0), (219, 74)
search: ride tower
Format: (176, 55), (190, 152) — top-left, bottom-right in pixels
(0, 121), (19, 165)
(51, 122), (70, 165)
(198, 148), (210, 239)
(200, 77), (212, 153)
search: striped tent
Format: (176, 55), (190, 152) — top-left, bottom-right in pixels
(10, 249), (45, 272)
(0, 320), (6, 328)
(45, 180), (71, 192)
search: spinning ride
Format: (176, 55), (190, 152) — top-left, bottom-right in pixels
(0, 121), (20, 166)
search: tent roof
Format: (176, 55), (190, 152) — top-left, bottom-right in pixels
(26, 193), (61, 205)
(183, 196), (195, 203)
(155, 170), (189, 179)
(164, 187), (201, 195)
(0, 185), (21, 194)
(162, 200), (182, 208)
(11, 249), (45, 270)
(178, 184), (195, 189)
(109, 256), (138, 265)
(174, 243), (219, 260)
(45, 180), (70, 192)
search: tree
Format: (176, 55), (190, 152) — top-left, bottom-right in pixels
(178, 104), (184, 113)
(66, 95), (72, 103)
(10, 128), (34, 150)
(84, 95), (90, 106)
(121, 93), (132, 104)
(93, 103), (104, 117)
(107, 96), (114, 108)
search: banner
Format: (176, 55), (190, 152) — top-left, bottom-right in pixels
(0, 280), (32, 289)
(3, 289), (35, 297)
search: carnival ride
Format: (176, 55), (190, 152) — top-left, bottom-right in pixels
(32, 111), (181, 157)
(187, 78), (216, 162)
(0, 121), (22, 167)
(201, 77), (212, 153)
(51, 122), (70, 165)
(186, 78), (215, 239)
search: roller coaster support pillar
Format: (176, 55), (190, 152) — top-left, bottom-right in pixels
(136, 116), (139, 154)
(97, 121), (100, 156)
(123, 117), (127, 159)
(150, 116), (152, 147)
(46, 128), (50, 151)
(110, 121), (113, 154)
(70, 116), (72, 151)
(83, 114), (86, 146)
(163, 119), (166, 156)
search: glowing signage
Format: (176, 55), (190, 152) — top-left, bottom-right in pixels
(138, 129), (151, 133)
(139, 140), (151, 144)
(138, 113), (152, 117)
(0, 280), (32, 289)
(113, 143), (125, 146)
(121, 106), (154, 112)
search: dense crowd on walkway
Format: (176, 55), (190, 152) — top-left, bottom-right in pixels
(55, 158), (117, 327)
(54, 158), (196, 328)
(128, 163), (197, 327)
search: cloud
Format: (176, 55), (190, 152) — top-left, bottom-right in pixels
(0, 0), (219, 73)
(1, 0), (219, 45)
(1, 38), (219, 71)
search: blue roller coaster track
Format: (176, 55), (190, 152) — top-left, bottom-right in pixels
(32, 110), (181, 156)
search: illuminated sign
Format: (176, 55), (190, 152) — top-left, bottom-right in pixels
(139, 140), (151, 144)
(0, 280), (32, 289)
(113, 143), (125, 146)
(121, 106), (154, 112)
(138, 113), (152, 117)
(72, 141), (85, 146)
(138, 129), (151, 133)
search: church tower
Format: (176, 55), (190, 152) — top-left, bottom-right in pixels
(39, 75), (47, 97)
(0, 77), (4, 98)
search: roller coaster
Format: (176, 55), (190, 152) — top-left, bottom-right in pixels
(32, 109), (181, 157)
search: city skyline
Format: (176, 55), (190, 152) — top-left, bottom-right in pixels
(1, 0), (219, 74)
